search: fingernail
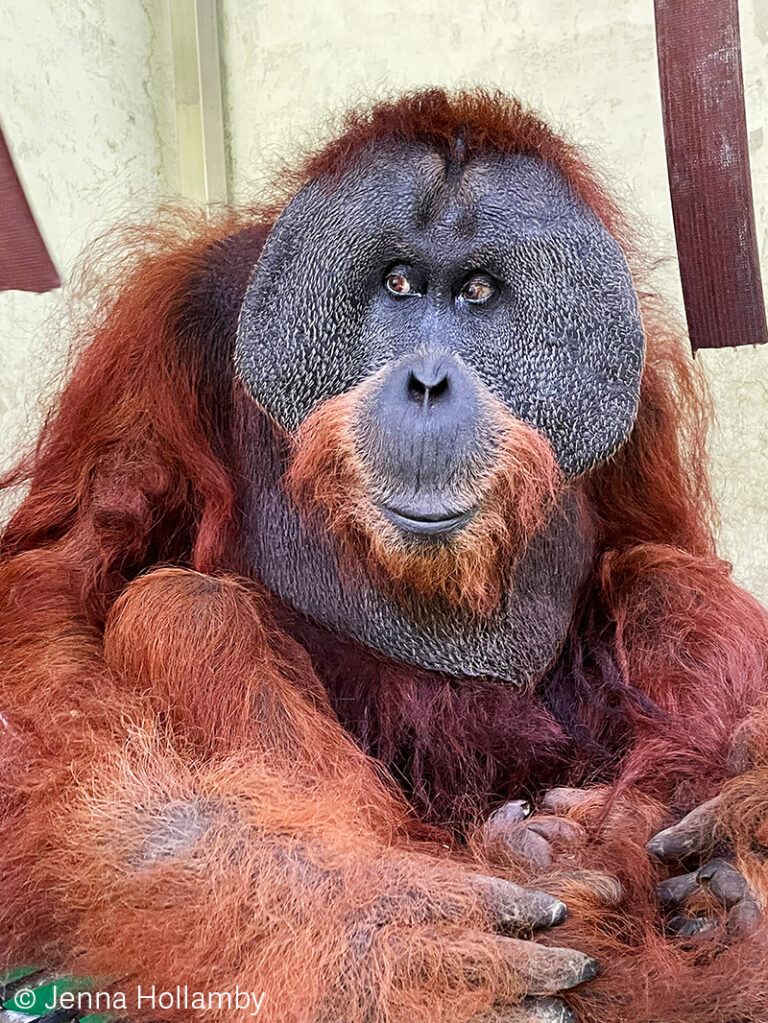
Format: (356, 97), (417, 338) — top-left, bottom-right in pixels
(549, 898), (568, 926)
(491, 800), (530, 825)
(696, 857), (730, 882)
(666, 915), (716, 937)
(648, 829), (702, 861)
(580, 956), (600, 982)
(646, 833), (668, 858)
(655, 872), (698, 907)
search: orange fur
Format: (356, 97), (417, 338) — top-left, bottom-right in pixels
(285, 382), (563, 615)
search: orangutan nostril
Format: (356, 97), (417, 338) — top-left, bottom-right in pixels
(407, 369), (450, 406)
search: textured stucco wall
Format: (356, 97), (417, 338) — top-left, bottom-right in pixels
(0, 0), (175, 477)
(2, 0), (768, 599)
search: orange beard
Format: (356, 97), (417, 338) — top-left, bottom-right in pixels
(284, 386), (563, 617)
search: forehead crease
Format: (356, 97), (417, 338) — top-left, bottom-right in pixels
(347, 141), (445, 206)
(336, 145), (584, 249)
(467, 156), (584, 227)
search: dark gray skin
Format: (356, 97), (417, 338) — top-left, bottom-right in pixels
(485, 791), (762, 943)
(242, 418), (591, 683)
(233, 139), (647, 1020)
(237, 141), (644, 470)
(649, 798), (762, 938)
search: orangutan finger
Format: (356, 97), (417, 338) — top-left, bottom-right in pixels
(527, 818), (585, 845)
(665, 914), (718, 937)
(491, 816), (585, 870)
(660, 860), (757, 938)
(471, 874), (567, 933)
(494, 825), (553, 869)
(488, 936), (599, 996)
(483, 803), (570, 870)
(487, 800), (533, 829)
(656, 870), (699, 908)
(483, 801), (533, 847)
(540, 788), (593, 813)
(646, 797), (720, 862)
(471, 996), (575, 1022)
(727, 892), (762, 935)
(697, 858), (749, 907)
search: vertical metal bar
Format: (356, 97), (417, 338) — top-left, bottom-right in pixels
(654, 0), (767, 350)
(169, 0), (228, 204)
(194, 0), (228, 203)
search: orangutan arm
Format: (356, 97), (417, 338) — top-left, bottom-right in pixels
(0, 559), (595, 1023)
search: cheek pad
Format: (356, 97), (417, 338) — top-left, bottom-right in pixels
(459, 216), (645, 475)
(235, 170), (409, 432)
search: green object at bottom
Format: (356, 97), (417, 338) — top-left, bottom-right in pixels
(0, 966), (40, 987)
(4, 977), (86, 1014)
(2, 973), (111, 1021)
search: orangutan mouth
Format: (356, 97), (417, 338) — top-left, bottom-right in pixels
(376, 501), (477, 537)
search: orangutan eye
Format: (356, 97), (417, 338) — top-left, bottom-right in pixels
(384, 267), (420, 297)
(460, 275), (496, 304)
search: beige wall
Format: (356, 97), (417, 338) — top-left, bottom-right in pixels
(0, 0), (175, 479)
(2, 0), (768, 597)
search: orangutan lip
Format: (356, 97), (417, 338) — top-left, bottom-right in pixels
(377, 503), (475, 536)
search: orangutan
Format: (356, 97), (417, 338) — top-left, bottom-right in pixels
(2, 90), (767, 1023)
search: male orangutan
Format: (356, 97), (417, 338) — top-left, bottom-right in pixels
(2, 90), (768, 1023)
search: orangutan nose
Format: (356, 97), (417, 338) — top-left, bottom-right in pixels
(359, 351), (485, 537)
(373, 352), (478, 439)
(407, 357), (451, 409)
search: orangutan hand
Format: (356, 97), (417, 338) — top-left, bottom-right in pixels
(353, 867), (596, 1023)
(468, 872), (597, 1022)
(264, 836), (598, 1023)
(482, 790), (590, 871)
(0, 875), (592, 1023)
(647, 795), (763, 937)
(480, 788), (625, 930)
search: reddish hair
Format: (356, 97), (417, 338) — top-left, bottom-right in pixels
(2, 86), (766, 793)
(0, 93), (718, 617)
(292, 88), (629, 243)
(1, 211), (268, 622)
(4, 89), (767, 793)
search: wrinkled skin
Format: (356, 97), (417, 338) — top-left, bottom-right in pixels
(648, 798), (763, 938)
(237, 141), (643, 685)
(484, 788), (764, 951)
(232, 136), (647, 1014)
(232, 139), (646, 1012)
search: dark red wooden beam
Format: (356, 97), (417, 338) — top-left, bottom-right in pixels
(0, 126), (60, 293)
(654, 0), (767, 350)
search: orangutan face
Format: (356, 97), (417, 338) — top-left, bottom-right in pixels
(236, 140), (643, 621)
